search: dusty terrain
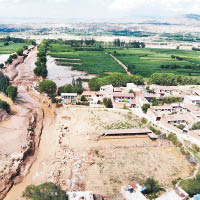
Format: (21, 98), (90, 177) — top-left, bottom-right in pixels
(0, 48), (44, 199)
(5, 107), (193, 199)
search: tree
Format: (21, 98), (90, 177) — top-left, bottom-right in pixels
(6, 85), (18, 101)
(16, 48), (24, 56)
(39, 80), (57, 96)
(192, 122), (200, 130)
(143, 178), (160, 194)
(0, 100), (10, 113)
(0, 72), (10, 93)
(0, 63), (4, 69)
(81, 95), (87, 102)
(22, 182), (66, 200)
(142, 104), (150, 113)
(149, 73), (177, 86)
(89, 77), (100, 91)
(103, 98), (113, 108)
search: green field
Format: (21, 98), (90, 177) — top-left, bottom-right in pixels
(48, 42), (200, 77)
(111, 48), (200, 77)
(0, 42), (29, 54)
(48, 43), (126, 75)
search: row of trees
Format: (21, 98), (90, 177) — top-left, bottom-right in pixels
(58, 78), (83, 95)
(34, 40), (49, 78)
(0, 36), (36, 45)
(38, 78), (83, 98)
(48, 38), (97, 47)
(113, 39), (145, 48)
(89, 72), (144, 91)
(151, 97), (183, 106)
(149, 73), (200, 86)
(4, 47), (26, 65)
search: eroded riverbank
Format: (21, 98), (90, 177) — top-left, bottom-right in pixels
(0, 48), (45, 199)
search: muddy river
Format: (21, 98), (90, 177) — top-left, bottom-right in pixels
(47, 56), (95, 87)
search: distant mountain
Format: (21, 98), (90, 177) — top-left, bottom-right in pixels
(184, 14), (200, 21)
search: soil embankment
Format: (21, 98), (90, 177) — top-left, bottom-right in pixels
(0, 47), (45, 200)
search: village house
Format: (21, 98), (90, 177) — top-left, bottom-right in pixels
(184, 96), (200, 105)
(100, 84), (114, 93)
(120, 182), (147, 200)
(112, 92), (135, 103)
(82, 91), (97, 100)
(61, 93), (78, 103)
(152, 105), (174, 115)
(156, 188), (189, 200)
(67, 191), (94, 200)
(166, 113), (197, 129)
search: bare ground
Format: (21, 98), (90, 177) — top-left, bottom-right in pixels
(5, 107), (193, 199)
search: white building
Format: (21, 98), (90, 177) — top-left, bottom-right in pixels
(120, 183), (147, 200)
(184, 96), (200, 105)
(67, 191), (94, 200)
(61, 93), (78, 101)
(100, 84), (114, 93)
(156, 188), (188, 200)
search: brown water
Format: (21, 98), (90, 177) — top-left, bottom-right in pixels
(47, 56), (95, 87)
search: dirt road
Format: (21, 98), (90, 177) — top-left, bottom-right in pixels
(110, 54), (131, 75)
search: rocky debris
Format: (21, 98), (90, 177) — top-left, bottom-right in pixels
(4, 56), (25, 81)
(0, 108), (44, 200)
(0, 109), (9, 121)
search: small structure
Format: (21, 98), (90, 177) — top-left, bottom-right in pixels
(67, 191), (94, 200)
(184, 96), (200, 105)
(61, 93), (78, 101)
(100, 84), (114, 93)
(156, 188), (189, 200)
(121, 183), (147, 200)
(102, 128), (157, 140)
(113, 93), (134, 103)
(190, 194), (200, 200)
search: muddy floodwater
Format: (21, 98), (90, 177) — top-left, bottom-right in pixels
(0, 54), (9, 64)
(47, 56), (95, 87)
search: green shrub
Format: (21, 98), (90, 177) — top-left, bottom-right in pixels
(0, 100), (10, 113)
(22, 182), (66, 200)
(39, 80), (57, 96)
(6, 85), (18, 101)
(142, 104), (150, 113)
(103, 98), (113, 108)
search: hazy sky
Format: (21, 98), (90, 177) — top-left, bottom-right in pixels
(0, 0), (200, 20)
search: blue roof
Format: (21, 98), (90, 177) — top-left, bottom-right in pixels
(195, 194), (200, 200)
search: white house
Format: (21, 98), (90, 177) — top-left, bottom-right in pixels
(61, 93), (78, 101)
(184, 96), (200, 105)
(156, 188), (189, 200)
(100, 84), (114, 93)
(67, 191), (94, 200)
(120, 183), (147, 200)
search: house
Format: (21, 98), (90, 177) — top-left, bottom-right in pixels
(184, 96), (200, 105)
(190, 194), (200, 200)
(113, 93), (134, 103)
(82, 91), (97, 99)
(166, 114), (196, 128)
(156, 188), (189, 200)
(100, 84), (114, 93)
(126, 83), (141, 92)
(152, 105), (174, 114)
(120, 183), (147, 200)
(67, 191), (94, 200)
(61, 93), (78, 101)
